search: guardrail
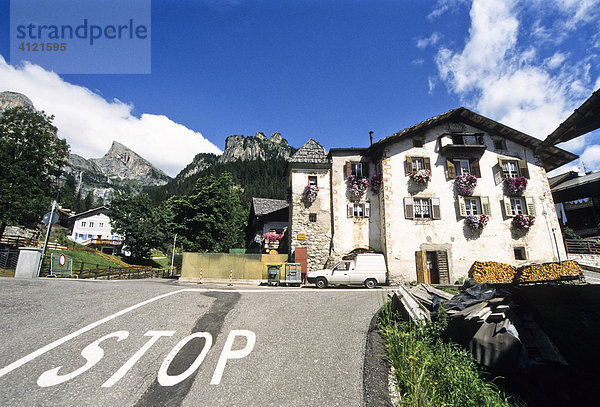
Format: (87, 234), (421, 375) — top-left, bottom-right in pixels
(564, 239), (600, 254)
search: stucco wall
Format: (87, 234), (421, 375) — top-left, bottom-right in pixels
(330, 153), (383, 261)
(180, 252), (288, 281)
(381, 122), (567, 283)
(70, 211), (122, 243)
(289, 168), (332, 272)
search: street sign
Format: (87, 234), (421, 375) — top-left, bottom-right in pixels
(50, 253), (73, 277)
(42, 212), (59, 225)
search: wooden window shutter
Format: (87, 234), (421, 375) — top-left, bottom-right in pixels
(345, 162), (352, 178)
(481, 196), (491, 216)
(424, 157), (431, 170)
(458, 195), (467, 217)
(404, 197), (414, 219)
(446, 159), (456, 179)
(518, 160), (530, 179)
(362, 162), (369, 177)
(405, 156), (412, 175)
(525, 196), (536, 216)
(470, 159), (481, 178)
(432, 197), (441, 219)
(503, 198), (513, 217)
(498, 158), (506, 178)
(347, 203), (354, 218)
(364, 202), (371, 218)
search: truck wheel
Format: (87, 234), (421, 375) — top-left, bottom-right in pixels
(316, 277), (328, 289)
(364, 279), (377, 289)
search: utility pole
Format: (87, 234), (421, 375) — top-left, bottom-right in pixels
(38, 191), (59, 277)
(170, 234), (177, 275)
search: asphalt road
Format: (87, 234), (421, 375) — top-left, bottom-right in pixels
(0, 278), (391, 406)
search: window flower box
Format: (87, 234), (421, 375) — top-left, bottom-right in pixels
(410, 169), (432, 185)
(465, 214), (488, 232)
(513, 214), (535, 229)
(347, 175), (370, 199)
(371, 173), (382, 194)
(504, 176), (528, 195)
(303, 185), (319, 203)
(455, 174), (477, 196)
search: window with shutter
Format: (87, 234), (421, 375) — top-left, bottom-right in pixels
(502, 160), (519, 178)
(509, 197), (525, 216)
(351, 162), (363, 177)
(413, 198), (432, 219)
(404, 197), (414, 219)
(503, 198), (513, 217)
(469, 159), (481, 178)
(364, 202), (371, 218)
(423, 157), (431, 170)
(481, 196), (491, 216)
(361, 162), (369, 177)
(458, 196), (467, 217)
(525, 196), (536, 216)
(446, 159), (456, 179)
(432, 198), (441, 219)
(458, 196), (490, 217)
(518, 160), (530, 179)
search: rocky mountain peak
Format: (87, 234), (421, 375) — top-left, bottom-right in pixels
(0, 91), (35, 113)
(218, 131), (295, 164)
(90, 140), (170, 185)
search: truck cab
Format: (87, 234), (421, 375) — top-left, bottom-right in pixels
(307, 253), (387, 289)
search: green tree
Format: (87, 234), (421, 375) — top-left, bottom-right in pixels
(170, 172), (245, 252)
(0, 107), (69, 237)
(108, 192), (172, 259)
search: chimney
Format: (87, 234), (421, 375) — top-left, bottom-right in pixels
(369, 131), (373, 146)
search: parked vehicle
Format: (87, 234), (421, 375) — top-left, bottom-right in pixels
(307, 253), (388, 288)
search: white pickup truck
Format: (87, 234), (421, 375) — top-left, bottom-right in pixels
(307, 253), (388, 288)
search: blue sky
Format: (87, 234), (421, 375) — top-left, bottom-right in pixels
(1, 0), (599, 177)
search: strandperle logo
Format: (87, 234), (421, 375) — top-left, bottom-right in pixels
(10, 0), (151, 74)
(16, 19), (149, 45)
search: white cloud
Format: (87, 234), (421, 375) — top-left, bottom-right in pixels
(416, 32), (442, 49)
(434, 0), (598, 146)
(580, 141), (600, 169)
(0, 56), (221, 177)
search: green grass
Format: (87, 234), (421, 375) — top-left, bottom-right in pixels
(379, 303), (521, 406)
(44, 248), (124, 272)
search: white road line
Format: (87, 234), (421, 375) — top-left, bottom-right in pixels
(0, 287), (391, 379)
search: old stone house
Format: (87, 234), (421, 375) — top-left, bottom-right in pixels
(287, 108), (577, 283)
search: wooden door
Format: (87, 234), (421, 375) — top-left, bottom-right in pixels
(415, 251), (429, 284)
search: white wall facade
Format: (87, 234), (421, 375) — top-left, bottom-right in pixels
(330, 152), (383, 260)
(321, 123), (566, 283)
(70, 210), (122, 243)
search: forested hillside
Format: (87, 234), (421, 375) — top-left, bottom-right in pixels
(145, 157), (289, 209)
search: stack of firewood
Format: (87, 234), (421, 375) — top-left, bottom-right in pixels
(472, 261), (517, 283)
(472, 260), (582, 283)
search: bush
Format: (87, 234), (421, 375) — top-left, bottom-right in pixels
(379, 303), (520, 406)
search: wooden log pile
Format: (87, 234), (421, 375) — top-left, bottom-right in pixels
(472, 260), (583, 283)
